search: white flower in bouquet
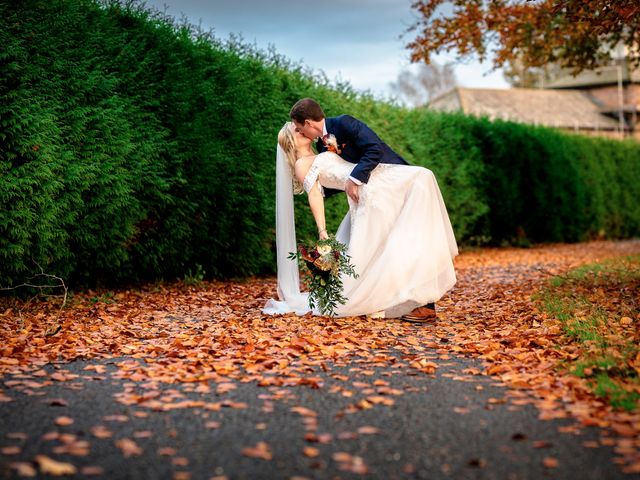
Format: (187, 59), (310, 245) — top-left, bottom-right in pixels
(317, 245), (331, 255)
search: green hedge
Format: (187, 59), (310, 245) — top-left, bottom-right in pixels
(1, 0), (639, 287)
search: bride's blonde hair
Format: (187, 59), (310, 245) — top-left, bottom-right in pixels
(278, 122), (304, 195)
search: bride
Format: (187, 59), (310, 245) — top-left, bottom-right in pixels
(263, 121), (458, 320)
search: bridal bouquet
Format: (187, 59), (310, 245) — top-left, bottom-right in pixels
(288, 235), (358, 316)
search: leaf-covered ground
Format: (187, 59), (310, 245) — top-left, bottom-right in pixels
(1, 239), (639, 478)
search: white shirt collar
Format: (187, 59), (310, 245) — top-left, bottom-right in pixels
(322, 120), (328, 137)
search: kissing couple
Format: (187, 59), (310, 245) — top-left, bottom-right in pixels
(263, 98), (458, 323)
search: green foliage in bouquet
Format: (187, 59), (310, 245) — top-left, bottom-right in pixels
(288, 236), (358, 317)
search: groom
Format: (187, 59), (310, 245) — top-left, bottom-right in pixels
(290, 98), (437, 323)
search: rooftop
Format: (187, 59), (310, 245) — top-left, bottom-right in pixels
(429, 87), (621, 130)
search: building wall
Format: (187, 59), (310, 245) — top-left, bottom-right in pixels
(628, 84), (640, 106)
(587, 84), (628, 109)
(583, 84), (639, 139)
(586, 83), (640, 109)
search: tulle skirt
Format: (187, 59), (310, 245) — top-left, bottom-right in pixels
(333, 164), (458, 318)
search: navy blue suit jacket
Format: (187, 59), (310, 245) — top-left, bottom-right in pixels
(315, 115), (408, 198)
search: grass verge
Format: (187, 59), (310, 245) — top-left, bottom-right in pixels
(536, 255), (640, 411)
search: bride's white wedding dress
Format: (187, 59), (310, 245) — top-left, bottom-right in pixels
(264, 150), (458, 318)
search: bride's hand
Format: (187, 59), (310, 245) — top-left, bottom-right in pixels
(319, 229), (329, 240)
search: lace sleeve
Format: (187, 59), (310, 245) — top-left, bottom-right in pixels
(303, 163), (324, 196)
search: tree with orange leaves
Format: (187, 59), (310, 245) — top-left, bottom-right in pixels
(406, 0), (640, 74)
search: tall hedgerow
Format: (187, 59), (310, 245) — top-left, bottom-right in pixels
(1, 0), (639, 288)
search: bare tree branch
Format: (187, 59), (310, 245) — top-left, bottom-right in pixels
(390, 62), (457, 107)
(0, 263), (68, 331)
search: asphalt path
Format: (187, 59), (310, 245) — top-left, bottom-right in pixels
(0, 352), (633, 480)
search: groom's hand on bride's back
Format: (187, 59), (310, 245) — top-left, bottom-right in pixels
(345, 179), (359, 203)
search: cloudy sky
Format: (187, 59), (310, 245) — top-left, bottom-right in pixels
(142, 0), (509, 100)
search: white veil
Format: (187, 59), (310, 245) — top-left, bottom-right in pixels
(262, 145), (311, 315)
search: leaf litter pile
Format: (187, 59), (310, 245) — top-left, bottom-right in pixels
(1, 239), (639, 476)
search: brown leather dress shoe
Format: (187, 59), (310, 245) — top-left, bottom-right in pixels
(401, 303), (436, 323)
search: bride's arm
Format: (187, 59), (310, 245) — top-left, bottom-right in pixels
(307, 183), (329, 240)
(295, 160), (329, 240)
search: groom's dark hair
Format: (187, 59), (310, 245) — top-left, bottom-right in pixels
(290, 98), (325, 123)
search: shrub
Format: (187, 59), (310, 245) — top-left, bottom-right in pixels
(1, 0), (639, 288)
